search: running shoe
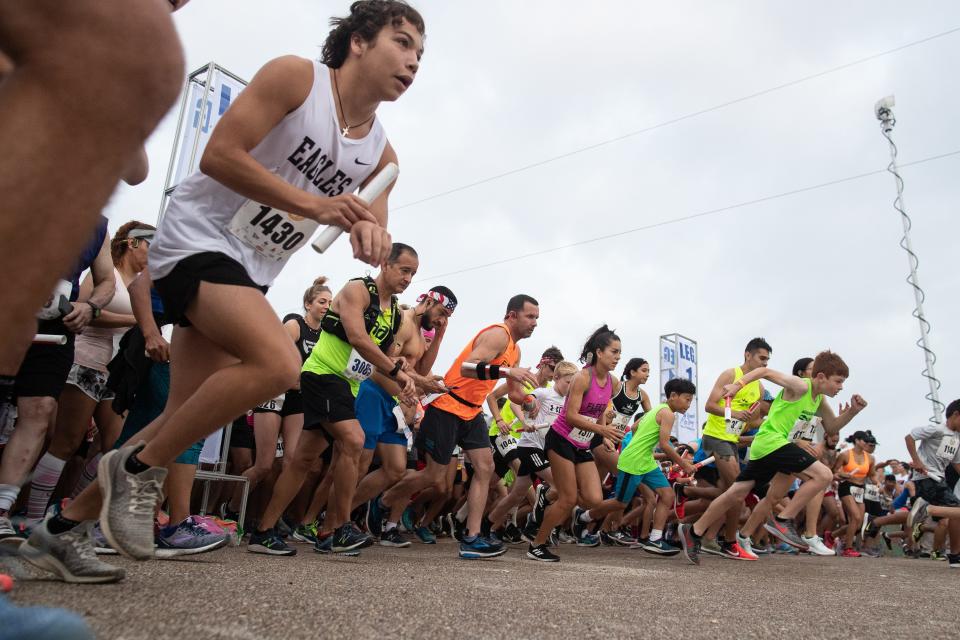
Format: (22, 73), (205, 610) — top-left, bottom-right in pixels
(414, 525), (437, 544)
(91, 522), (116, 555)
(700, 538), (723, 556)
(292, 521), (319, 544)
(735, 531), (755, 557)
(313, 532), (360, 556)
(247, 528), (296, 556)
(501, 523), (523, 545)
(451, 515), (467, 543)
(555, 528), (575, 545)
(576, 532), (600, 547)
(823, 530), (835, 549)
(860, 547), (881, 558)
(526, 543), (560, 562)
(721, 541), (758, 561)
(616, 528), (638, 545)
(930, 550), (946, 561)
(20, 517), (125, 583)
(401, 506), (416, 533)
(948, 554), (960, 568)
(677, 523), (701, 565)
(521, 516), (539, 544)
(801, 534), (835, 556)
(157, 516), (229, 557)
(907, 497), (929, 532)
(641, 538), (682, 556)
(599, 530), (615, 546)
(863, 519), (880, 540)
(366, 497), (386, 538)
(603, 530), (635, 547)
(277, 516), (294, 539)
(98, 442), (168, 560)
(774, 542), (798, 555)
(458, 535), (507, 559)
(0, 515), (24, 543)
(763, 516), (808, 551)
(217, 501), (239, 523)
(380, 527), (411, 548)
(880, 532), (893, 551)
(533, 484), (549, 524)
(630, 537), (650, 550)
(834, 538), (844, 555)
(570, 506), (588, 540)
(840, 547), (861, 558)
(332, 523), (373, 553)
(753, 543), (773, 556)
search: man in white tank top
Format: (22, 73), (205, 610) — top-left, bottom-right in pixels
(23, 1), (427, 583)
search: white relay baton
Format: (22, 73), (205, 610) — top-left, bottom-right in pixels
(311, 162), (399, 253)
(33, 334), (67, 345)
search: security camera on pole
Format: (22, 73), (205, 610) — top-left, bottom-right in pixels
(874, 95), (944, 424)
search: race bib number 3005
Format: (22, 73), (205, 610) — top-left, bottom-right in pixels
(227, 200), (319, 261)
(343, 348), (374, 382)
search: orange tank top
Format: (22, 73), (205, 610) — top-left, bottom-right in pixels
(841, 449), (870, 481)
(431, 323), (520, 420)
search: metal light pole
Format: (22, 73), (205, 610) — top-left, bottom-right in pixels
(874, 95), (944, 423)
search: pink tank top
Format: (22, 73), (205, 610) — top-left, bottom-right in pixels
(551, 367), (613, 449)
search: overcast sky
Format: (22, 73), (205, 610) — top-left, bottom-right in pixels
(104, 1), (960, 461)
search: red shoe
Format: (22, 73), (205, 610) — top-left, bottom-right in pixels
(840, 548), (861, 558)
(722, 542), (758, 561)
(823, 530), (835, 550)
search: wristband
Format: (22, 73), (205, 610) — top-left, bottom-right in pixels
(489, 364), (501, 379)
(388, 360), (403, 378)
(735, 379), (746, 389)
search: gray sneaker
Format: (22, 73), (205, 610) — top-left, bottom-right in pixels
(98, 442), (168, 560)
(20, 518), (125, 583)
(0, 514), (25, 543)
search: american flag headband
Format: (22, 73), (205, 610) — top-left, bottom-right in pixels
(417, 291), (456, 313)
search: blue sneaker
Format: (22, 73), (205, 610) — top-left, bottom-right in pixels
(246, 527), (295, 557)
(458, 534), (507, 559)
(641, 538), (681, 556)
(576, 532), (600, 547)
(414, 526), (436, 544)
(401, 506), (416, 533)
(366, 497), (385, 538)
(158, 516), (230, 557)
(332, 523), (373, 554)
(313, 532), (360, 557)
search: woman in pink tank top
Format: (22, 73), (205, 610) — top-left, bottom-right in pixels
(528, 325), (623, 562)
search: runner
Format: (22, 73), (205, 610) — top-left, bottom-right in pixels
(904, 398), (960, 569)
(584, 378), (697, 557)
(833, 430), (877, 557)
(22, 1), (425, 581)
(696, 338), (770, 559)
(222, 277), (329, 526)
(380, 294), (541, 559)
(358, 287), (457, 547)
(249, 245), (418, 556)
(526, 325), (623, 562)
(679, 351), (868, 565)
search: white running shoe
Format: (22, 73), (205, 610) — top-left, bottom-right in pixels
(735, 530), (755, 557)
(802, 534), (835, 556)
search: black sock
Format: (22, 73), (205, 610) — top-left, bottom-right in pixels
(775, 515), (791, 523)
(124, 453), (151, 475)
(47, 512), (81, 535)
(0, 375), (14, 405)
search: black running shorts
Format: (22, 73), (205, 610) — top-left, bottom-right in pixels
(544, 429), (594, 465)
(415, 405), (488, 465)
(301, 371), (356, 432)
(516, 446), (550, 478)
(735, 442), (817, 486)
(914, 477), (960, 509)
(15, 319), (75, 399)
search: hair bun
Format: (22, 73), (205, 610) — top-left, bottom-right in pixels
(313, 276), (328, 286)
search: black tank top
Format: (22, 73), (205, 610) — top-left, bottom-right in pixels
(611, 384), (644, 422)
(283, 313), (320, 363)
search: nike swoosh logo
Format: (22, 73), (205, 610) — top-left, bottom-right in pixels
(354, 158), (372, 166)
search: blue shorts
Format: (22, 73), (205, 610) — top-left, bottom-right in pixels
(614, 467), (669, 504)
(356, 379), (407, 451)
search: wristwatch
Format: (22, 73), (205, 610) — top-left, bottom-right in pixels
(86, 301), (102, 319)
(388, 360), (403, 378)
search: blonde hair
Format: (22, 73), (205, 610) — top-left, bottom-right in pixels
(553, 361), (578, 379)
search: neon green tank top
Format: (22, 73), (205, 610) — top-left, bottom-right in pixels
(702, 366), (762, 443)
(617, 403), (668, 476)
(749, 378), (822, 460)
(488, 381), (537, 438)
(303, 305), (395, 397)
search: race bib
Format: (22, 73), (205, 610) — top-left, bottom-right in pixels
(343, 348), (374, 382)
(611, 411), (633, 435)
(275, 435), (284, 459)
(725, 417), (745, 437)
(937, 434), (959, 461)
(864, 483), (880, 502)
(226, 200), (318, 261)
(494, 434), (519, 456)
(392, 404), (407, 433)
(568, 418), (595, 445)
(256, 393), (285, 413)
(789, 416), (823, 443)
(850, 485), (864, 504)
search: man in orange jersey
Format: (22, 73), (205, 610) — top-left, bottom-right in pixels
(374, 294), (540, 558)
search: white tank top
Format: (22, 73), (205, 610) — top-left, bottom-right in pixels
(149, 60), (388, 287)
(74, 268), (134, 371)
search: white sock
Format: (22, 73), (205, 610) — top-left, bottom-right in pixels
(28, 453), (67, 520)
(0, 484), (20, 514)
(455, 502), (469, 522)
(579, 509), (592, 523)
(385, 522), (397, 531)
(649, 528), (663, 542)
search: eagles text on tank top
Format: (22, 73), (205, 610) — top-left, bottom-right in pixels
(432, 324), (520, 421)
(283, 313), (320, 363)
(149, 61), (388, 286)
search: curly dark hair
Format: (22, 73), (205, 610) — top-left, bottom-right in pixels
(322, 1), (425, 69)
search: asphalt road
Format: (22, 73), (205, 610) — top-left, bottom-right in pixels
(7, 539), (957, 639)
